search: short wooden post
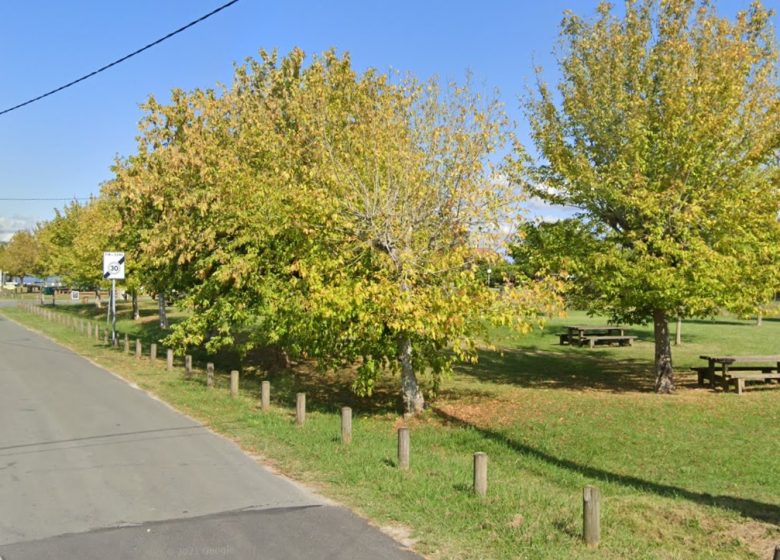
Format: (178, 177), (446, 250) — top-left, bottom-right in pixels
(473, 452), (488, 497)
(185, 355), (193, 378)
(341, 407), (352, 444)
(397, 427), (410, 470)
(583, 485), (601, 548)
(95, 324), (100, 341)
(230, 370), (239, 396)
(166, 349), (173, 371)
(87, 323), (92, 338)
(772, 544), (780, 560)
(296, 393), (306, 426)
(261, 380), (270, 411)
(104, 331), (109, 345)
(150, 343), (157, 361)
(124, 334), (129, 353)
(135, 339), (142, 358)
(206, 363), (214, 388)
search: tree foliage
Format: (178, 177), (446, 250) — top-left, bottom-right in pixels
(36, 198), (123, 305)
(522, 0), (780, 392)
(109, 49), (559, 413)
(1, 229), (42, 282)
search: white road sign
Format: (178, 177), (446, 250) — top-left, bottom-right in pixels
(103, 252), (126, 280)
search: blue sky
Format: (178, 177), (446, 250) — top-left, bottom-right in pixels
(0, 0), (777, 240)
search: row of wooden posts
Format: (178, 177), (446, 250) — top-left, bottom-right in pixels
(22, 302), (607, 548)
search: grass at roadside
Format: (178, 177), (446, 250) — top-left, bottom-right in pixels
(3, 303), (779, 559)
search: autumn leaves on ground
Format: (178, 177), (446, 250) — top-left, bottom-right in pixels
(4, 301), (779, 560)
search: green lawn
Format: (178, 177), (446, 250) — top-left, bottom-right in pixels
(3, 302), (779, 559)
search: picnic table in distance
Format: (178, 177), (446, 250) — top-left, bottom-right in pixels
(693, 355), (780, 394)
(559, 325), (637, 348)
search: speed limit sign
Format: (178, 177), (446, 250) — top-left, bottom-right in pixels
(103, 252), (126, 280)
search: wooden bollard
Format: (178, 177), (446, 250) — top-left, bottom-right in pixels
(94, 325), (99, 341)
(207, 363), (214, 388)
(104, 331), (109, 345)
(150, 343), (157, 361)
(135, 339), (142, 358)
(230, 370), (239, 397)
(185, 355), (193, 378)
(341, 406), (352, 444)
(397, 427), (410, 470)
(296, 393), (306, 426)
(473, 452), (488, 497)
(583, 486), (601, 548)
(166, 349), (174, 371)
(87, 323), (92, 338)
(124, 334), (129, 353)
(260, 380), (270, 411)
(773, 545), (780, 560)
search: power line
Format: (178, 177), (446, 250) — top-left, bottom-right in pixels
(0, 0), (240, 117)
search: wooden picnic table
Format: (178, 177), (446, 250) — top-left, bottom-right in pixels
(560, 325), (636, 348)
(696, 355), (780, 394)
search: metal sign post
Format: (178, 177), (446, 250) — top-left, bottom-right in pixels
(111, 280), (117, 344)
(103, 252), (126, 345)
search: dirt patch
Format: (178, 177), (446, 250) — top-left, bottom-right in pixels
(379, 523), (418, 549)
(723, 518), (780, 559)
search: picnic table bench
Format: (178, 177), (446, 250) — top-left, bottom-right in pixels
(695, 355), (780, 394)
(560, 325), (637, 348)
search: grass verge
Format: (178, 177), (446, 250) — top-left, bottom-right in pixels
(3, 303), (780, 560)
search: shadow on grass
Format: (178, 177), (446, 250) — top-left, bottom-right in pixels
(433, 407), (780, 526)
(684, 319), (757, 327)
(457, 346), (658, 393)
(100, 336), (406, 416)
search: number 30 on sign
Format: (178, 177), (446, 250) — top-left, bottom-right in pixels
(103, 252), (126, 280)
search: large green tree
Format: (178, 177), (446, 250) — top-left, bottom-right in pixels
(111, 49), (559, 413)
(523, 0), (780, 392)
(1, 230), (42, 289)
(37, 198), (124, 308)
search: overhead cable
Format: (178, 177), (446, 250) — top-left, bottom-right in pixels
(0, 0), (240, 117)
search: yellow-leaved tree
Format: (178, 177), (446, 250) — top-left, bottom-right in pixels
(522, 0), (780, 392)
(110, 49), (560, 414)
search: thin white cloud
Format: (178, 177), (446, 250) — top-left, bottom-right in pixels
(0, 216), (39, 242)
(522, 196), (577, 223)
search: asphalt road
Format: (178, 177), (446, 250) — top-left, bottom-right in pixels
(0, 307), (420, 559)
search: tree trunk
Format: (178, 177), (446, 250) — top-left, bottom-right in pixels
(398, 335), (424, 415)
(756, 313), (762, 326)
(95, 288), (102, 309)
(158, 293), (169, 329)
(132, 290), (140, 320)
(674, 317), (682, 346)
(654, 309), (674, 394)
